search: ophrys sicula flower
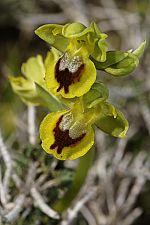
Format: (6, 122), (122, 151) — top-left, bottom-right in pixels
(40, 88), (128, 160)
(35, 22), (108, 98)
(40, 111), (94, 160)
(45, 47), (96, 98)
(9, 55), (46, 105)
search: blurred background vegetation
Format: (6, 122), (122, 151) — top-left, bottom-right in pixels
(0, 0), (150, 225)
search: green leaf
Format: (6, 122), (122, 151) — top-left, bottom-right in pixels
(35, 24), (69, 52)
(91, 51), (128, 70)
(9, 76), (42, 105)
(21, 55), (45, 86)
(133, 40), (146, 58)
(94, 102), (129, 138)
(35, 83), (66, 112)
(83, 81), (109, 108)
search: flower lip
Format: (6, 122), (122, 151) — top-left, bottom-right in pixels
(55, 53), (84, 94)
(50, 115), (86, 154)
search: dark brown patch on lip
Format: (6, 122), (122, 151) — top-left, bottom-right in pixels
(55, 58), (84, 94)
(50, 115), (85, 154)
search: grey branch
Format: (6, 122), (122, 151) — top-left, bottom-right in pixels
(27, 106), (36, 145)
(30, 186), (60, 220)
(4, 194), (25, 223)
(0, 131), (13, 205)
(61, 188), (97, 225)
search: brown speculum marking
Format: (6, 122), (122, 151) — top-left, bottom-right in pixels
(55, 56), (84, 94)
(50, 115), (86, 154)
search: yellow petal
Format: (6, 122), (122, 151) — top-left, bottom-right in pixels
(40, 111), (94, 160)
(45, 49), (96, 98)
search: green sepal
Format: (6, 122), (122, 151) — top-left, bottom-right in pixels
(91, 51), (128, 70)
(62, 22), (90, 38)
(63, 22), (98, 56)
(9, 76), (42, 106)
(133, 40), (146, 58)
(105, 53), (139, 76)
(91, 21), (102, 35)
(35, 83), (66, 112)
(103, 41), (145, 76)
(90, 22), (108, 62)
(83, 81), (109, 109)
(91, 36), (108, 62)
(94, 102), (129, 138)
(58, 97), (77, 108)
(35, 24), (69, 52)
(21, 55), (45, 86)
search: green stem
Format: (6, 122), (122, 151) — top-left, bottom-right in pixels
(52, 147), (95, 213)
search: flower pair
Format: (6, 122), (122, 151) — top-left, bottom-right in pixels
(9, 22), (145, 160)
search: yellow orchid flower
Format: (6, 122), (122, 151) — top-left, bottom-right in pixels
(45, 47), (96, 98)
(40, 110), (94, 160)
(40, 95), (128, 160)
(9, 55), (46, 105)
(40, 100), (94, 160)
